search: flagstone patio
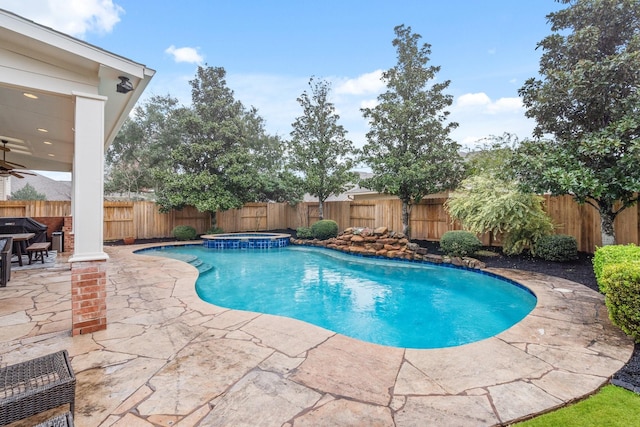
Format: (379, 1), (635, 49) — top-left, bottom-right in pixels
(0, 243), (634, 426)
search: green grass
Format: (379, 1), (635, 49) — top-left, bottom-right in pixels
(516, 385), (640, 427)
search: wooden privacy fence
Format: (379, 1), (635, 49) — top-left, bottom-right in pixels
(0, 196), (638, 252)
(217, 195), (640, 253)
(0, 201), (212, 242)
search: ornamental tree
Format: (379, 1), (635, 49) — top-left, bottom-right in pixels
(105, 95), (185, 198)
(445, 174), (554, 255)
(360, 24), (464, 237)
(155, 66), (303, 220)
(289, 78), (358, 219)
(515, 0), (640, 246)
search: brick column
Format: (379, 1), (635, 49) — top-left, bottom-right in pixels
(71, 260), (107, 335)
(63, 216), (74, 253)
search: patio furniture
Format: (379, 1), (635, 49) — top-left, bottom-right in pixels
(27, 242), (52, 264)
(0, 350), (76, 426)
(0, 217), (48, 244)
(0, 233), (35, 267)
(0, 237), (11, 287)
(34, 411), (74, 427)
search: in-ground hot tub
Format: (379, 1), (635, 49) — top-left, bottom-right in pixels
(201, 232), (291, 249)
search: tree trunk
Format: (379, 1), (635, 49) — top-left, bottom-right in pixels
(600, 209), (616, 246)
(401, 200), (412, 238)
(318, 200), (324, 220)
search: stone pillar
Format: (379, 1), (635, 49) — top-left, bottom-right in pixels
(71, 260), (107, 335)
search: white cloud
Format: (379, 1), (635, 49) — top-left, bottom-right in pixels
(488, 97), (523, 113)
(450, 92), (533, 150)
(165, 45), (204, 64)
(360, 99), (379, 110)
(0, 0), (123, 37)
(335, 70), (385, 95)
(454, 92), (523, 115)
(456, 92), (492, 108)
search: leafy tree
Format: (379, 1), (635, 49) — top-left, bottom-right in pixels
(105, 95), (185, 198)
(464, 133), (519, 177)
(445, 174), (554, 255)
(360, 24), (464, 237)
(10, 183), (46, 200)
(515, 0), (640, 246)
(240, 107), (303, 204)
(289, 78), (358, 219)
(155, 66), (302, 221)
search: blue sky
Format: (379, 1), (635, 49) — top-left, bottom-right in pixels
(2, 0), (564, 178)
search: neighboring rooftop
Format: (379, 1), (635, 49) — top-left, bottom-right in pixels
(3, 172), (71, 201)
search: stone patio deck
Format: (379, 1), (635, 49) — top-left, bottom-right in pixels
(0, 243), (633, 426)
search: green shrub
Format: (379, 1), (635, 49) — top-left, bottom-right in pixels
(440, 230), (482, 257)
(593, 244), (640, 293)
(205, 226), (224, 235)
(601, 261), (640, 343)
(296, 226), (313, 239)
(172, 225), (197, 241)
(311, 220), (339, 240)
(534, 234), (578, 262)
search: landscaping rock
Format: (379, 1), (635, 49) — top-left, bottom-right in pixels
(291, 227), (487, 271)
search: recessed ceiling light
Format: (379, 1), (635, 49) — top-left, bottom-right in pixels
(37, 128), (48, 133)
(48, 153), (55, 157)
(23, 93), (38, 99)
(43, 141), (52, 145)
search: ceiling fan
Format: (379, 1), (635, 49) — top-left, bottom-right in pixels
(0, 140), (36, 179)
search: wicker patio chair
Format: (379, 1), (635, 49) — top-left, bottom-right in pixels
(0, 350), (75, 426)
(34, 411), (74, 427)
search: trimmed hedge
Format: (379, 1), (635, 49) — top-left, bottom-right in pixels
(172, 225), (197, 241)
(534, 234), (578, 262)
(296, 226), (313, 239)
(439, 230), (482, 257)
(601, 261), (640, 343)
(593, 244), (640, 293)
(311, 220), (339, 240)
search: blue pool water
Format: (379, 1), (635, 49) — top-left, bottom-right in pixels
(140, 245), (537, 349)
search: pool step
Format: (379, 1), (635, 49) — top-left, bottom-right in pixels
(162, 253), (198, 264)
(152, 252), (213, 275)
(187, 258), (213, 275)
(196, 263), (214, 275)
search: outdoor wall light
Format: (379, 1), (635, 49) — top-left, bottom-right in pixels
(116, 76), (134, 93)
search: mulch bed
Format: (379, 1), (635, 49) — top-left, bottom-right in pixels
(414, 239), (599, 290)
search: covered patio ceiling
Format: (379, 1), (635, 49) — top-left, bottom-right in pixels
(0, 9), (154, 174)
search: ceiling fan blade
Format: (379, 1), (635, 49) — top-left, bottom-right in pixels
(14, 170), (36, 176)
(3, 160), (26, 168)
(10, 171), (24, 178)
(0, 146), (9, 152)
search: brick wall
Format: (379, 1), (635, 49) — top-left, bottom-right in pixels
(32, 216), (64, 240)
(63, 216), (74, 253)
(71, 260), (107, 336)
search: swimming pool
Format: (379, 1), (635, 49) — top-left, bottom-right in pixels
(140, 245), (537, 349)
